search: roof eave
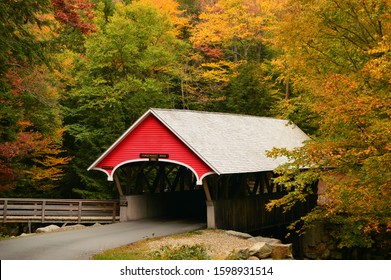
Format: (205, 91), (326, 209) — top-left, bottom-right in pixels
(87, 109), (154, 171)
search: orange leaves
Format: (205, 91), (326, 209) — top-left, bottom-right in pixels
(268, 0), (391, 238)
(0, 126), (71, 191)
(306, 72), (389, 157)
(27, 154), (72, 190)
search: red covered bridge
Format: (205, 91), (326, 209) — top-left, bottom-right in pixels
(88, 109), (317, 232)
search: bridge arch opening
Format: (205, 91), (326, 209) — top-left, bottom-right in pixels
(114, 161), (208, 222)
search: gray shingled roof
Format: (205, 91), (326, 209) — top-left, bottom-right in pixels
(151, 108), (309, 174)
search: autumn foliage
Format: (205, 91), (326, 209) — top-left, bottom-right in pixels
(267, 0), (391, 250)
(0, 126), (71, 191)
(0, 0), (390, 254)
(52, 0), (96, 34)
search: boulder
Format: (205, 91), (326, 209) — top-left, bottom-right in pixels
(248, 236), (282, 245)
(225, 230), (253, 239)
(63, 224), (85, 231)
(270, 243), (292, 259)
(228, 249), (250, 260)
(249, 242), (273, 259)
(36, 224), (60, 233)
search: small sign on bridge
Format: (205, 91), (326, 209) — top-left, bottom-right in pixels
(139, 153), (169, 161)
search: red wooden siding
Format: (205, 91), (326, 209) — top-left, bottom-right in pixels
(95, 114), (214, 183)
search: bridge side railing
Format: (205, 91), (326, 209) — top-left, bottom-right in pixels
(0, 198), (119, 224)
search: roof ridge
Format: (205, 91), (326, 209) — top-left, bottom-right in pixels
(150, 108), (286, 121)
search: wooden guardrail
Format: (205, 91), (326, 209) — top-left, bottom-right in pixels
(0, 198), (119, 224)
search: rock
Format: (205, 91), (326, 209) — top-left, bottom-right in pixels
(249, 242), (273, 259)
(271, 243), (292, 259)
(92, 223), (101, 227)
(35, 224), (60, 233)
(228, 249), (250, 260)
(247, 256), (260, 260)
(248, 236), (282, 245)
(62, 224), (85, 231)
(225, 230), (253, 239)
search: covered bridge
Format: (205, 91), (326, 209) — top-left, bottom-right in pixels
(88, 108), (317, 232)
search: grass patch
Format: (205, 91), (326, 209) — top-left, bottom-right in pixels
(149, 244), (210, 260)
(93, 239), (152, 260)
(92, 230), (212, 260)
(0, 234), (11, 241)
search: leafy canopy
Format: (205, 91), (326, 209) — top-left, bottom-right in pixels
(268, 0), (391, 249)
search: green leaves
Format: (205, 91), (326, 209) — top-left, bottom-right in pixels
(60, 1), (188, 198)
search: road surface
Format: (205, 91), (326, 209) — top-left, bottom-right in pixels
(0, 218), (205, 260)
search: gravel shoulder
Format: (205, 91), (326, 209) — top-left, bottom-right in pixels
(144, 229), (256, 259)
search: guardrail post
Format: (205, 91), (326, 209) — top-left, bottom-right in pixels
(41, 201), (46, 223)
(78, 201), (82, 223)
(3, 199), (7, 223)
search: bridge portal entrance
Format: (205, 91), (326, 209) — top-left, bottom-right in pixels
(115, 161), (206, 222)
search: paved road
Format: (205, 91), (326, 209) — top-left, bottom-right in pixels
(0, 219), (205, 260)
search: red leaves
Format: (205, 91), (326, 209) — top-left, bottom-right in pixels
(197, 44), (224, 60)
(0, 130), (47, 189)
(0, 127), (71, 190)
(5, 66), (27, 96)
(51, 0), (96, 34)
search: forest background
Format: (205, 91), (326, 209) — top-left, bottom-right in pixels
(0, 0), (390, 254)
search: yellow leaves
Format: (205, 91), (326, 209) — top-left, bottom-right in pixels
(28, 166), (63, 181)
(387, 220), (391, 233)
(53, 55), (76, 91)
(191, 0), (270, 49)
(362, 37), (391, 85)
(199, 60), (237, 83)
(23, 129), (72, 189)
(136, 0), (190, 36)
(27, 13), (58, 42)
(27, 154), (71, 189)
(264, 0), (391, 249)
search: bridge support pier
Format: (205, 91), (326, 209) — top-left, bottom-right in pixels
(202, 178), (217, 229)
(206, 201), (216, 229)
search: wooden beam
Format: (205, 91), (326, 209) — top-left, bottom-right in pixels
(171, 166), (183, 192)
(252, 173), (261, 195)
(113, 173), (124, 196)
(262, 172), (273, 194)
(179, 169), (185, 191)
(202, 178), (212, 201)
